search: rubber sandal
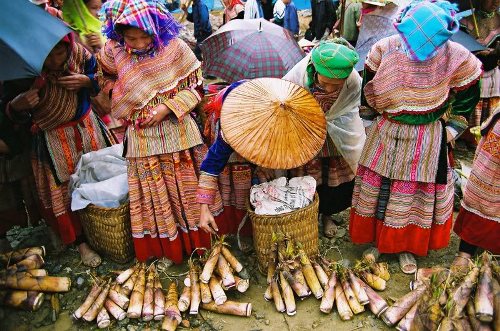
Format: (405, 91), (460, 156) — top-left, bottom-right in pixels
(399, 253), (417, 274)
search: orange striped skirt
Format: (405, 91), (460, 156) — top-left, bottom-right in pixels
(128, 144), (223, 263)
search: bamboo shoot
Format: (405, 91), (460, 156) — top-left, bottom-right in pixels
(382, 285), (426, 326)
(153, 278), (165, 321)
(7, 255), (44, 274)
(221, 246), (243, 272)
(116, 265), (136, 284)
(0, 246), (45, 264)
(395, 301), (419, 331)
(142, 268), (155, 321)
(279, 272), (296, 316)
(74, 283), (102, 319)
(335, 284), (353, 321)
(97, 307), (110, 328)
(217, 254), (236, 289)
(201, 300), (252, 316)
(475, 254), (494, 323)
(200, 245), (221, 283)
(341, 277), (364, 314)
(108, 286), (129, 310)
(209, 276), (227, 305)
(104, 299), (126, 321)
(177, 286), (190, 312)
(0, 290), (44, 311)
(121, 268), (139, 296)
(82, 283), (110, 322)
(127, 266), (146, 319)
(450, 266), (480, 319)
(200, 281), (212, 303)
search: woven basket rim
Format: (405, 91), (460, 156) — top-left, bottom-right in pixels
(246, 192), (319, 218)
(85, 201), (129, 212)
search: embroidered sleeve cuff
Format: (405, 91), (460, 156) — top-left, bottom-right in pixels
(196, 172), (219, 205)
(165, 88), (202, 120)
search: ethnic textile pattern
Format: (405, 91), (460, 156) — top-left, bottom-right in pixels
(461, 119), (500, 222)
(364, 36), (482, 115)
(32, 112), (112, 215)
(44, 111), (112, 183)
(33, 42), (91, 130)
(128, 144), (223, 240)
(359, 116), (443, 183)
(472, 97), (500, 127)
(97, 38), (201, 120)
(218, 164), (252, 209)
(351, 164), (454, 229)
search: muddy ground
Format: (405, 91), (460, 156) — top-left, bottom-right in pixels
(0, 140), (475, 331)
(0, 10), (479, 331)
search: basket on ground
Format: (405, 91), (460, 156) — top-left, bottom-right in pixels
(247, 193), (319, 273)
(78, 202), (134, 264)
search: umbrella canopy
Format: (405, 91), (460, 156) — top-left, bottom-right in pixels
(200, 19), (305, 83)
(0, 0), (72, 81)
(220, 78), (327, 169)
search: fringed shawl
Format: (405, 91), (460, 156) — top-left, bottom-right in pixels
(97, 38), (201, 120)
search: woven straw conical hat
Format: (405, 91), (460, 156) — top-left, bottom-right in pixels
(220, 78), (327, 169)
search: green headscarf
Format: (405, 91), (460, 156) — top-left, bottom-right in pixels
(63, 0), (104, 43)
(307, 39), (359, 87)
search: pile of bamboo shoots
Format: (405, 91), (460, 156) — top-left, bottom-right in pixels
(381, 252), (499, 331)
(74, 262), (165, 328)
(173, 238), (252, 327)
(263, 234), (390, 320)
(0, 246), (71, 311)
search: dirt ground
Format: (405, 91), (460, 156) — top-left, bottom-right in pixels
(0, 11), (480, 331)
(0, 140), (475, 331)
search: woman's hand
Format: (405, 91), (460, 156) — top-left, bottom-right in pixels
(85, 33), (103, 50)
(10, 89), (40, 111)
(57, 73), (92, 91)
(141, 104), (171, 128)
(199, 204), (218, 234)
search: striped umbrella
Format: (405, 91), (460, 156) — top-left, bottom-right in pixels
(200, 18), (305, 82)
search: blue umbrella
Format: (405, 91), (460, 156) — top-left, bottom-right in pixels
(0, 0), (72, 81)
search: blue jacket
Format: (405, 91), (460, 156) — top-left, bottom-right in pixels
(283, 2), (299, 35)
(187, 0), (212, 41)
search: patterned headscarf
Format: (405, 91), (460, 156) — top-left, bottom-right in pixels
(100, 0), (181, 48)
(394, 0), (459, 61)
(307, 39), (359, 87)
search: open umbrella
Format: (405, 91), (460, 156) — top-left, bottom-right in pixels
(200, 19), (305, 83)
(220, 78), (327, 169)
(0, 0), (72, 81)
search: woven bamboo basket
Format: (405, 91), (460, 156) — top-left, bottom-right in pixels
(247, 193), (319, 274)
(78, 202), (134, 264)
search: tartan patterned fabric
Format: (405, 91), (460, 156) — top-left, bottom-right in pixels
(100, 0), (180, 47)
(394, 0), (459, 61)
(200, 29), (304, 82)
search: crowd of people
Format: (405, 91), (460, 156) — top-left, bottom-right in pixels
(0, 0), (498, 277)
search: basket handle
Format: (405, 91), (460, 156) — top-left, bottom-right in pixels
(236, 214), (250, 251)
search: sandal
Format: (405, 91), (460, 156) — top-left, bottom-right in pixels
(362, 247), (380, 264)
(399, 252), (417, 274)
(450, 252), (473, 273)
(322, 215), (337, 238)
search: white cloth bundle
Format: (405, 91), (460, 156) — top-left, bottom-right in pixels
(250, 176), (316, 215)
(70, 144), (129, 211)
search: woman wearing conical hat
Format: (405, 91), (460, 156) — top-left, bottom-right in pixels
(349, 0), (482, 274)
(196, 40), (366, 239)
